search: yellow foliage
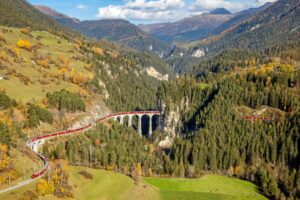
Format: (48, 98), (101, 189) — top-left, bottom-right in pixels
(0, 112), (13, 127)
(13, 48), (20, 58)
(88, 72), (94, 80)
(0, 145), (10, 171)
(58, 54), (69, 66)
(36, 179), (54, 195)
(71, 72), (88, 85)
(50, 159), (69, 186)
(279, 63), (295, 73)
(17, 39), (32, 50)
(92, 47), (104, 56)
(135, 163), (142, 176)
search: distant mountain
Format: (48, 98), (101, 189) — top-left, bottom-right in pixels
(196, 0), (300, 55)
(35, 6), (170, 54)
(139, 13), (234, 44)
(209, 8), (232, 15)
(211, 2), (273, 35)
(0, 0), (78, 39)
(34, 5), (80, 25)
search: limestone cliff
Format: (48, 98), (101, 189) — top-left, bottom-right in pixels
(160, 96), (190, 138)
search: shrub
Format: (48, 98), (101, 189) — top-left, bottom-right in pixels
(17, 39), (32, 50)
(36, 179), (55, 196)
(0, 92), (16, 110)
(20, 28), (30, 35)
(0, 122), (11, 147)
(21, 191), (38, 200)
(0, 34), (6, 43)
(25, 104), (54, 128)
(78, 171), (93, 179)
(46, 89), (85, 112)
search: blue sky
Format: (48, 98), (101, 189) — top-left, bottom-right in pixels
(27, 0), (276, 24)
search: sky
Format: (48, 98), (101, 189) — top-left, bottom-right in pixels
(27, 0), (277, 24)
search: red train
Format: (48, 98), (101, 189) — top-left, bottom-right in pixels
(29, 123), (92, 180)
(29, 111), (160, 180)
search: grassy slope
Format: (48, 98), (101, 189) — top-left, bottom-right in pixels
(144, 175), (267, 200)
(0, 166), (161, 200)
(0, 26), (90, 102)
(67, 166), (160, 200)
(1, 169), (266, 200)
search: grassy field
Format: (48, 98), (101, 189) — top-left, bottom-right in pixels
(67, 167), (160, 200)
(0, 166), (160, 200)
(144, 175), (267, 200)
(1, 166), (266, 200)
(0, 26), (90, 102)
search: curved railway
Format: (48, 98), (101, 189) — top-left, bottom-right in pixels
(0, 111), (160, 194)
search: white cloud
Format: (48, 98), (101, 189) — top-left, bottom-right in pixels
(96, 0), (186, 22)
(190, 0), (246, 12)
(95, 0), (278, 23)
(254, 0), (277, 6)
(126, 0), (185, 11)
(76, 4), (88, 10)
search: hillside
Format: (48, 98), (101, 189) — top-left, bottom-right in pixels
(34, 6), (170, 55)
(0, 166), (266, 200)
(194, 0), (300, 56)
(211, 3), (273, 36)
(75, 19), (170, 54)
(0, 0), (78, 39)
(139, 13), (234, 44)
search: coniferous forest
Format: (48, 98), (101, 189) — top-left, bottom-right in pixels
(0, 0), (299, 200)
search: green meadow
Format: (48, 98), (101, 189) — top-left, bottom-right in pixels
(144, 175), (267, 200)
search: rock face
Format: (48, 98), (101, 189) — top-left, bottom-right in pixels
(70, 98), (110, 129)
(192, 49), (205, 58)
(161, 96), (189, 137)
(145, 67), (169, 81)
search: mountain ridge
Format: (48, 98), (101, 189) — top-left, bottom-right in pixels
(139, 13), (234, 44)
(35, 5), (171, 54)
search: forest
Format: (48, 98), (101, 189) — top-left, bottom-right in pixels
(41, 68), (300, 199)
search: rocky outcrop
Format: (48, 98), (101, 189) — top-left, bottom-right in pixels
(70, 97), (110, 129)
(192, 49), (205, 58)
(145, 67), (169, 81)
(161, 96), (190, 137)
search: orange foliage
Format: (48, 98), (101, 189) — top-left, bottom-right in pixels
(70, 72), (89, 85)
(20, 28), (30, 35)
(95, 139), (101, 146)
(36, 59), (50, 69)
(58, 55), (69, 66)
(92, 47), (104, 56)
(17, 39), (32, 50)
(0, 52), (9, 62)
(0, 145), (10, 171)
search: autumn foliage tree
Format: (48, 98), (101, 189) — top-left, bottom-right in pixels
(17, 39), (32, 50)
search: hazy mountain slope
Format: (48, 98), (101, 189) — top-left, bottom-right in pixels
(34, 6), (170, 54)
(76, 19), (170, 54)
(211, 3), (273, 35)
(0, 0), (78, 38)
(139, 13), (234, 44)
(198, 0), (300, 55)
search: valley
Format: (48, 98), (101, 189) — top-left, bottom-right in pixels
(0, 0), (299, 200)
